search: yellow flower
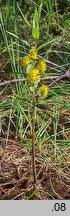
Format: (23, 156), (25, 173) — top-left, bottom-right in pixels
(29, 47), (38, 60)
(39, 85), (48, 97)
(27, 68), (40, 83)
(22, 55), (31, 67)
(36, 59), (47, 72)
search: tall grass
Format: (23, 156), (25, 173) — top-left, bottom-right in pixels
(0, 0), (70, 168)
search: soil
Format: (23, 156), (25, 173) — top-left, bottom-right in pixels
(0, 140), (70, 200)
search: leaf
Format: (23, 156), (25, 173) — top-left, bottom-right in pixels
(33, 9), (39, 28)
(38, 3), (43, 19)
(6, 31), (19, 39)
(34, 8), (39, 24)
(26, 63), (33, 74)
(6, 31), (30, 46)
(32, 27), (40, 39)
(21, 39), (30, 47)
(17, 3), (30, 27)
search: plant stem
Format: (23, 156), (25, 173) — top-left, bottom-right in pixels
(54, 0), (59, 29)
(32, 90), (37, 187)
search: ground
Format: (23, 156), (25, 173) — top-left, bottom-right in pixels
(0, 138), (70, 200)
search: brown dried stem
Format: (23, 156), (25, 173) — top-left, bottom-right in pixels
(0, 70), (70, 88)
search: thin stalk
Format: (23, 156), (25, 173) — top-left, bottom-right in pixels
(32, 90), (37, 187)
(54, 0), (59, 30)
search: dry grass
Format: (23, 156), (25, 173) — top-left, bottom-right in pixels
(0, 139), (70, 200)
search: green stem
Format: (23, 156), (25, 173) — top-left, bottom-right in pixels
(54, 0), (59, 29)
(32, 90), (37, 187)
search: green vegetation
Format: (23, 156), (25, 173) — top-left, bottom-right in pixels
(0, 0), (70, 200)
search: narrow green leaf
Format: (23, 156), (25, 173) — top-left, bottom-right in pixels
(32, 27), (39, 39)
(17, 3), (30, 27)
(34, 8), (39, 24)
(38, 3), (43, 19)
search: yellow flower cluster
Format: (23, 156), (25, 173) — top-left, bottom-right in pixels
(29, 47), (37, 60)
(22, 47), (47, 73)
(22, 55), (30, 67)
(27, 68), (40, 83)
(22, 47), (38, 68)
(36, 59), (47, 72)
(21, 47), (48, 96)
(26, 59), (47, 84)
(39, 85), (48, 97)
